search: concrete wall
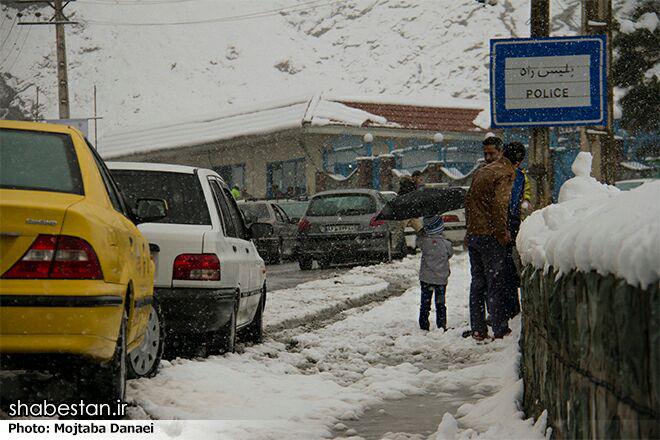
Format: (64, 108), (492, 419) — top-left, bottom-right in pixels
(520, 266), (659, 439)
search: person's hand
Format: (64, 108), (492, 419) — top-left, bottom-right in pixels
(521, 200), (531, 212)
(497, 231), (511, 247)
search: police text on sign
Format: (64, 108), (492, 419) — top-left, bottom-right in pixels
(504, 55), (590, 110)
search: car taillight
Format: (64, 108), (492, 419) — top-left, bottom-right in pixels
(442, 214), (460, 223)
(369, 216), (385, 228)
(2, 235), (103, 280)
(298, 217), (311, 233)
(173, 254), (220, 281)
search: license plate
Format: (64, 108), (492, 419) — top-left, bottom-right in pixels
(325, 224), (358, 233)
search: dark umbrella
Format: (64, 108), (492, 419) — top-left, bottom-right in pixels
(376, 186), (466, 220)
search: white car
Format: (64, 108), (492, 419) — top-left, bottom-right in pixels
(615, 178), (656, 191)
(442, 208), (466, 244)
(108, 162), (267, 358)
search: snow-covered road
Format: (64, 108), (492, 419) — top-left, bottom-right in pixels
(126, 252), (548, 439)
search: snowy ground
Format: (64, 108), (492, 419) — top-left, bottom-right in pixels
(127, 252), (548, 439)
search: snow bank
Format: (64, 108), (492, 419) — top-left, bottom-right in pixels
(517, 152), (660, 288)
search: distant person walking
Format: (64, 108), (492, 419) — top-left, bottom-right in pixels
(418, 214), (453, 331)
(464, 142), (517, 340)
(231, 185), (242, 200)
(399, 176), (423, 234)
(411, 170), (425, 189)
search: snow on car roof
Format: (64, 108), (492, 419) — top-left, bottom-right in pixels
(106, 161), (198, 174)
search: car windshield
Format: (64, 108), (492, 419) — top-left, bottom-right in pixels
(306, 194), (377, 217)
(239, 203), (270, 221)
(110, 169), (211, 225)
(278, 201), (308, 219)
(0, 128), (83, 194)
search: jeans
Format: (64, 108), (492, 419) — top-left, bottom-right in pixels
(467, 235), (509, 337)
(419, 282), (446, 330)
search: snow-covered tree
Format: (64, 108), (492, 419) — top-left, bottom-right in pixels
(612, 0), (659, 133)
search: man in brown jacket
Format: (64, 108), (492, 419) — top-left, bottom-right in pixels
(464, 143), (518, 340)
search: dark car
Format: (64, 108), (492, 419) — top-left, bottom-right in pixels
(297, 189), (405, 270)
(239, 201), (297, 264)
(277, 199), (309, 223)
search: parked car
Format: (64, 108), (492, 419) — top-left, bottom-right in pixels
(276, 199), (309, 223)
(615, 178), (656, 191)
(0, 121), (164, 402)
(441, 208), (467, 244)
(238, 201), (297, 264)
(380, 191), (418, 252)
(107, 162), (267, 354)
(297, 189), (405, 270)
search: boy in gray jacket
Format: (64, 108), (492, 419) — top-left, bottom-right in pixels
(418, 214), (454, 331)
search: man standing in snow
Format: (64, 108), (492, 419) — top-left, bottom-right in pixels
(464, 142), (517, 340)
(418, 214), (453, 331)
(482, 136), (503, 165)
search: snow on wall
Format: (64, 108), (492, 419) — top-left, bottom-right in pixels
(517, 152), (660, 289)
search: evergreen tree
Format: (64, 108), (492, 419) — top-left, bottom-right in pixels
(612, 0), (659, 133)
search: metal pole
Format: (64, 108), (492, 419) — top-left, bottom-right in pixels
(93, 84), (98, 146)
(529, 0), (553, 207)
(35, 86), (39, 120)
(54, 0), (70, 119)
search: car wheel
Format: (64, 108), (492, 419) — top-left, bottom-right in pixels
(298, 256), (313, 271)
(244, 289), (265, 344)
(86, 312), (127, 405)
(207, 301), (237, 355)
(127, 300), (164, 379)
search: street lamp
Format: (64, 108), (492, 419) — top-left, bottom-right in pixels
(434, 132), (445, 163)
(363, 133), (373, 156)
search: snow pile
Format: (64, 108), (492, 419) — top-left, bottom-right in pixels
(517, 152), (660, 288)
(265, 256), (418, 332)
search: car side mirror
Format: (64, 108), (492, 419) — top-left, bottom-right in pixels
(134, 198), (168, 224)
(289, 217), (299, 224)
(249, 222), (274, 239)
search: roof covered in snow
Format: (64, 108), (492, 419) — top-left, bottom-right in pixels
(338, 101), (485, 133)
(99, 94), (484, 159)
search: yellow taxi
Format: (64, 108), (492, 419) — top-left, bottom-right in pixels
(0, 120), (165, 402)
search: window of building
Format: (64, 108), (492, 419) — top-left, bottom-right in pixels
(213, 164), (245, 190)
(266, 158), (306, 199)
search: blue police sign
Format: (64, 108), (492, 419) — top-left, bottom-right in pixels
(490, 35), (607, 128)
